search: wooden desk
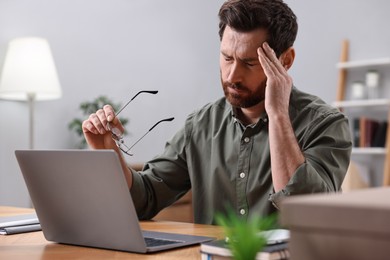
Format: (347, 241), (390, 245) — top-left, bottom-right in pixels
(0, 207), (224, 259)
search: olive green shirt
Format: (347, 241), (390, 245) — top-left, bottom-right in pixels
(130, 87), (352, 224)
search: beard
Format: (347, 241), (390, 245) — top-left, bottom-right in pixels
(221, 78), (266, 108)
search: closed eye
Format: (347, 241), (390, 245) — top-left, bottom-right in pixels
(242, 58), (259, 67)
(222, 54), (233, 62)
(245, 62), (256, 67)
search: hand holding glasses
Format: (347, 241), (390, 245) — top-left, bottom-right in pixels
(107, 90), (174, 156)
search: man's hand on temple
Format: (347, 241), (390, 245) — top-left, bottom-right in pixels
(257, 42), (293, 118)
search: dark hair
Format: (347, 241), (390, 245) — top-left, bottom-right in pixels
(218, 0), (298, 57)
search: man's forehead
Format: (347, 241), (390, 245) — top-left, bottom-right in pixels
(221, 26), (267, 55)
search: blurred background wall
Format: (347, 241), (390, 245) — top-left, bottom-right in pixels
(1, 0), (390, 207)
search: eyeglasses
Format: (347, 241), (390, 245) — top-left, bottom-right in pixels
(107, 90), (174, 156)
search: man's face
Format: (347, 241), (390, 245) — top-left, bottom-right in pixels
(220, 26), (268, 108)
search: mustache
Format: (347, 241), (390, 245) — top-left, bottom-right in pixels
(224, 82), (249, 91)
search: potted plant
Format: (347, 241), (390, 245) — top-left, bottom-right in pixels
(215, 210), (277, 260)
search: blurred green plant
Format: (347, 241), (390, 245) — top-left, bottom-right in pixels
(215, 210), (277, 260)
(68, 96), (129, 148)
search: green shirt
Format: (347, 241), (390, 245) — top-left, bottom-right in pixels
(130, 87), (352, 224)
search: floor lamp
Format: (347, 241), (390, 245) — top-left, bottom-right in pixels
(0, 37), (62, 149)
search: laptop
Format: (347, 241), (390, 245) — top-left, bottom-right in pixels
(15, 149), (214, 253)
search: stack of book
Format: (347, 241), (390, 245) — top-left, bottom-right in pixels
(200, 229), (289, 260)
(353, 117), (387, 148)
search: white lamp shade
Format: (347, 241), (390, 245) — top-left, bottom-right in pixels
(0, 37), (62, 101)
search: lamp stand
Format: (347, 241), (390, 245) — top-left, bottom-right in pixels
(27, 92), (36, 150)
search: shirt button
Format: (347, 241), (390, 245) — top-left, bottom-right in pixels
(239, 209), (246, 215)
(239, 172), (246, 178)
(244, 137), (250, 143)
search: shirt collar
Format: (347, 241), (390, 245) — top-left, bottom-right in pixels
(230, 105), (268, 129)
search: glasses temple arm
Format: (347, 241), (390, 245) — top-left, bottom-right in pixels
(116, 90), (158, 116)
(148, 117), (175, 131)
(125, 117), (174, 153)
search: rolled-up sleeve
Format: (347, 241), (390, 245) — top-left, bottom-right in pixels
(129, 125), (191, 220)
(269, 109), (352, 209)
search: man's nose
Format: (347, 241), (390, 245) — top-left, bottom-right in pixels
(226, 62), (243, 83)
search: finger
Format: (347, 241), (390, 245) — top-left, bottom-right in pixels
(257, 45), (275, 77)
(96, 109), (108, 127)
(88, 113), (106, 134)
(262, 42), (277, 60)
(103, 104), (116, 122)
(82, 119), (99, 135)
(103, 104), (124, 133)
(262, 42), (286, 73)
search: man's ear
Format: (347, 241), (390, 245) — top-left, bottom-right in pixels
(279, 47), (295, 70)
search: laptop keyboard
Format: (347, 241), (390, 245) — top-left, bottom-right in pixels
(144, 237), (183, 247)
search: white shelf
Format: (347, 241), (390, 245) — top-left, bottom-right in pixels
(333, 99), (390, 108)
(352, 147), (386, 155)
(337, 57), (390, 69)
